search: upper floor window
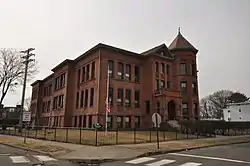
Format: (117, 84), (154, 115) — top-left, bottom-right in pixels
(161, 63), (165, 74)
(117, 62), (124, 79)
(84, 89), (89, 107)
(125, 89), (131, 107)
(108, 60), (114, 78)
(117, 88), (123, 106)
(193, 103), (198, 116)
(179, 63), (186, 75)
(160, 80), (165, 89)
(166, 64), (170, 74)
(192, 64), (196, 76)
(155, 79), (159, 90)
(89, 88), (94, 107)
(134, 66), (140, 82)
(80, 90), (84, 108)
(192, 82), (197, 94)
(134, 90), (140, 108)
(77, 68), (81, 84)
(82, 66), (86, 82)
(91, 61), (95, 79)
(125, 64), (131, 81)
(108, 87), (114, 105)
(86, 64), (90, 80)
(156, 101), (160, 113)
(167, 81), (171, 89)
(155, 62), (159, 73)
(54, 73), (66, 91)
(180, 81), (187, 94)
(76, 92), (79, 108)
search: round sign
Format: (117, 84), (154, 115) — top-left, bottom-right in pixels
(93, 123), (102, 129)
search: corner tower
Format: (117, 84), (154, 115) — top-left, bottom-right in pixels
(169, 28), (199, 120)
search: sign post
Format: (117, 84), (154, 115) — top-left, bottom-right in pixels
(152, 113), (162, 149)
(22, 112), (31, 143)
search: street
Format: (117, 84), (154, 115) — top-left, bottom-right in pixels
(0, 144), (76, 166)
(102, 143), (250, 166)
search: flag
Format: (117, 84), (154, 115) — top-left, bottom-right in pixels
(105, 97), (110, 113)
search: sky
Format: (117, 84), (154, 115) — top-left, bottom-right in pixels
(0, 0), (249, 106)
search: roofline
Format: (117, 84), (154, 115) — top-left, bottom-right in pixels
(227, 100), (250, 106)
(74, 43), (141, 62)
(51, 59), (74, 72)
(30, 80), (42, 86)
(170, 48), (199, 54)
(42, 73), (54, 82)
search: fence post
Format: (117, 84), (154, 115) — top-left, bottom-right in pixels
(115, 128), (118, 145)
(133, 128), (136, 144)
(35, 127), (37, 138)
(196, 127), (198, 139)
(163, 131), (166, 141)
(79, 127), (82, 144)
(175, 130), (178, 140)
(27, 127), (30, 138)
(54, 127), (57, 141)
(66, 128), (68, 143)
(186, 129), (189, 139)
(95, 129), (98, 146)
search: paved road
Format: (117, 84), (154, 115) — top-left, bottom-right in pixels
(102, 143), (250, 166)
(0, 144), (76, 166)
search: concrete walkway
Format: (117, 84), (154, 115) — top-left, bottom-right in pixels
(0, 134), (250, 162)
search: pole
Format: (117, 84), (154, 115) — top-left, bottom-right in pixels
(18, 48), (35, 137)
(155, 114), (159, 149)
(105, 66), (110, 135)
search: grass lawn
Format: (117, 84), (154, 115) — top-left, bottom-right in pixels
(4, 128), (189, 146)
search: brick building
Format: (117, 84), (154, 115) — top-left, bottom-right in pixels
(30, 29), (199, 129)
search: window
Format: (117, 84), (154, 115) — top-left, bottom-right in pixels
(192, 64), (196, 76)
(161, 63), (165, 73)
(82, 66), (86, 82)
(83, 115), (87, 128)
(77, 69), (81, 84)
(193, 103), (198, 117)
(53, 95), (64, 109)
(180, 81), (187, 94)
(117, 62), (124, 79)
(145, 100), (150, 114)
(125, 89), (131, 107)
(167, 81), (171, 89)
(182, 103), (189, 119)
(125, 116), (131, 128)
(134, 116), (140, 128)
(117, 88), (123, 106)
(58, 95), (64, 108)
(155, 62), (159, 73)
(86, 64), (90, 80)
(125, 64), (131, 81)
(108, 60), (114, 78)
(239, 108), (241, 112)
(166, 64), (170, 74)
(192, 82), (197, 94)
(179, 63), (186, 75)
(84, 89), (88, 107)
(134, 90), (140, 108)
(91, 61), (95, 79)
(47, 101), (51, 112)
(107, 116), (112, 129)
(155, 79), (159, 90)
(108, 87), (114, 105)
(160, 80), (165, 89)
(76, 92), (79, 108)
(80, 91), (84, 108)
(90, 88), (94, 107)
(117, 116), (123, 128)
(134, 66), (140, 82)
(88, 115), (92, 128)
(156, 101), (160, 113)
(54, 73), (66, 91)
(74, 116), (77, 127)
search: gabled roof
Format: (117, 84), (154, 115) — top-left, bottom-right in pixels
(141, 44), (174, 59)
(169, 28), (198, 54)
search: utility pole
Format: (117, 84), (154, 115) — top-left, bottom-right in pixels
(18, 48), (35, 133)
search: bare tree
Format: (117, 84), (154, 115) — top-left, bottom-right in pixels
(208, 90), (233, 119)
(0, 48), (38, 105)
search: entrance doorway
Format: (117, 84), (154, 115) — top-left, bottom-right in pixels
(168, 100), (176, 120)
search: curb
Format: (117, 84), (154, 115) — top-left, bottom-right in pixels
(137, 140), (250, 157)
(0, 142), (53, 157)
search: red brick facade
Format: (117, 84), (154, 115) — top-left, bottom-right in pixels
(30, 31), (199, 129)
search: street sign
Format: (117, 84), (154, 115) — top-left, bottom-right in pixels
(152, 113), (162, 127)
(22, 111), (31, 122)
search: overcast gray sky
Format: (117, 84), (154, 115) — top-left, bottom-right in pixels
(0, 0), (249, 106)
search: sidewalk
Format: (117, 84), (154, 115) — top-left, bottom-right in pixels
(0, 134), (250, 163)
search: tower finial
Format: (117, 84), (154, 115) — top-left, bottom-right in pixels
(178, 27), (181, 34)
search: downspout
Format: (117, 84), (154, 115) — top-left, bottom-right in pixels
(96, 50), (101, 123)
